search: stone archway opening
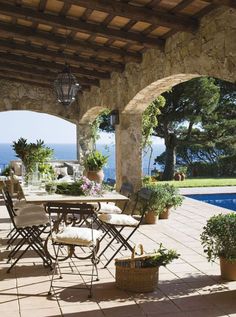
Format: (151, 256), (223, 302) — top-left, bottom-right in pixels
(0, 110), (77, 171)
(117, 74), (236, 189)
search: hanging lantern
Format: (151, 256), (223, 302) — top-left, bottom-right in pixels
(54, 64), (80, 106)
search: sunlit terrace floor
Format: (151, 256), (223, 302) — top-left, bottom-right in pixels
(0, 189), (236, 317)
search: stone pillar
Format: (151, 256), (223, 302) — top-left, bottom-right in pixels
(115, 113), (142, 192)
(76, 123), (94, 163)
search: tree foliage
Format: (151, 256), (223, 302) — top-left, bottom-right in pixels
(142, 95), (165, 148)
(152, 77), (221, 180)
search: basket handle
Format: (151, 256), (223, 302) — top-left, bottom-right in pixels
(131, 244), (144, 260)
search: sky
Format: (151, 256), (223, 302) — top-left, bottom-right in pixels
(0, 110), (164, 145)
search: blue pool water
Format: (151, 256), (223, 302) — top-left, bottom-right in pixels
(186, 193), (236, 212)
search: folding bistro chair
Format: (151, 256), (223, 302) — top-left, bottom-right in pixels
(45, 202), (102, 298)
(94, 182), (134, 242)
(2, 188), (51, 272)
(97, 187), (152, 268)
(98, 182), (134, 215)
(2, 184), (46, 248)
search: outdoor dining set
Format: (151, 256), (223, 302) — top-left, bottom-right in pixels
(1, 180), (152, 298)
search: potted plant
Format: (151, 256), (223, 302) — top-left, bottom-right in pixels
(141, 184), (167, 224)
(200, 213), (236, 281)
(83, 150), (108, 183)
(12, 138), (53, 184)
(115, 243), (180, 292)
(159, 184), (183, 219)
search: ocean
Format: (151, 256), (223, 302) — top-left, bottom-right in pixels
(0, 143), (165, 179)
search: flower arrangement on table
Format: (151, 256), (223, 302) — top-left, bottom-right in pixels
(55, 176), (103, 196)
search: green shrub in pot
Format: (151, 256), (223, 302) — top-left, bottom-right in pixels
(84, 151), (108, 171)
(142, 183), (183, 221)
(200, 213), (236, 280)
(83, 150), (109, 183)
(162, 184), (184, 209)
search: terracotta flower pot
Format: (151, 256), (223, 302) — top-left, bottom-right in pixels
(159, 207), (170, 219)
(174, 173), (181, 181)
(220, 257), (236, 281)
(145, 211), (158, 224)
(85, 169), (104, 184)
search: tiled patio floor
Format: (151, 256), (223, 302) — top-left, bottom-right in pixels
(0, 189), (236, 317)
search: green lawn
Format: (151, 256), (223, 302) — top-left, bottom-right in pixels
(158, 178), (236, 188)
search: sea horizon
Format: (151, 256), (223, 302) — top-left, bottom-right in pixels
(0, 142), (165, 178)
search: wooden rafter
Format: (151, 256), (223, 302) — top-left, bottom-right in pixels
(0, 2), (164, 48)
(0, 22), (142, 63)
(0, 75), (51, 88)
(0, 39), (124, 72)
(0, 52), (110, 79)
(57, 0), (198, 31)
(0, 71), (90, 90)
(0, 61), (100, 86)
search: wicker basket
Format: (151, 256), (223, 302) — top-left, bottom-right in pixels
(115, 245), (159, 292)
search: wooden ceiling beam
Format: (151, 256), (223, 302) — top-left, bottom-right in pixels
(58, 0), (198, 31)
(0, 22), (141, 63)
(0, 2), (164, 48)
(170, 0), (195, 13)
(0, 61), (100, 86)
(0, 38), (124, 72)
(0, 52), (110, 79)
(203, 0), (236, 9)
(0, 71), (90, 90)
(0, 74), (52, 88)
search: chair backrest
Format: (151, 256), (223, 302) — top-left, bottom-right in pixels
(131, 187), (152, 221)
(1, 187), (17, 225)
(45, 202), (96, 232)
(120, 182), (134, 197)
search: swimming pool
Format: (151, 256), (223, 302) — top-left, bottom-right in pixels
(185, 193), (236, 212)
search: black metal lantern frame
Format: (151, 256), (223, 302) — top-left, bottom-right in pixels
(54, 64), (80, 106)
(110, 110), (119, 126)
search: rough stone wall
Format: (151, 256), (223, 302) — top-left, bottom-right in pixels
(0, 80), (80, 123)
(79, 7), (236, 116)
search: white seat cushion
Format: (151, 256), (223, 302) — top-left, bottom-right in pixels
(54, 227), (102, 246)
(15, 204), (45, 216)
(99, 202), (122, 214)
(14, 212), (49, 228)
(14, 200), (28, 209)
(98, 213), (139, 226)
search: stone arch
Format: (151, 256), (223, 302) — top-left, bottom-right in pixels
(123, 74), (200, 114)
(79, 106), (109, 124)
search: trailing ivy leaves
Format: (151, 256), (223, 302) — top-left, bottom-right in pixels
(200, 213), (236, 262)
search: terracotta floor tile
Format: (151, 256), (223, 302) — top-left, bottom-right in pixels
(20, 307), (62, 317)
(0, 197), (235, 316)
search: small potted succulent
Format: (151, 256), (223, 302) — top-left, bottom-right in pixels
(200, 213), (236, 281)
(83, 150), (108, 183)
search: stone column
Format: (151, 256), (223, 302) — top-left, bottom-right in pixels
(115, 113), (142, 192)
(76, 123), (94, 163)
